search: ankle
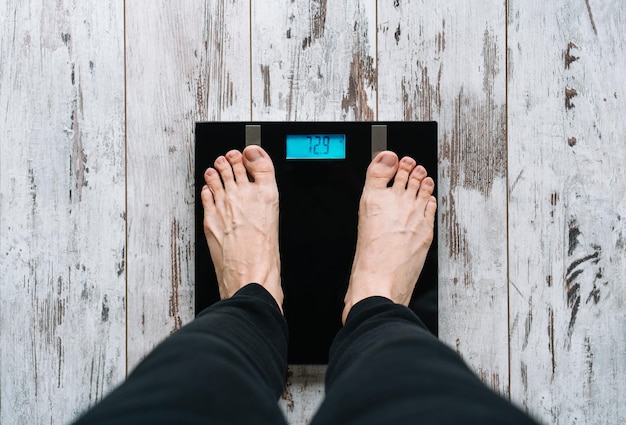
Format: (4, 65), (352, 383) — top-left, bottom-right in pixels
(341, 301), (354, 325)
(342, 288), (394, 325)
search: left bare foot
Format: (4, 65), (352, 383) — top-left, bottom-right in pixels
(201, 146), (283, 311)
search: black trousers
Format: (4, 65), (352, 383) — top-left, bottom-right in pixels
(74, 284), (538, 424)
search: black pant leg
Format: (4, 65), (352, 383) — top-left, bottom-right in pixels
(311, 297), (539, 425)
(73, 283), (288, 425)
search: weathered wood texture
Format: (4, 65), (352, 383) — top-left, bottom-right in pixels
(3, 1), (626, 424)
(378, 0), (510, 397)
(0, 1), (126, 424)
(125, 0), (201, 370)
(252, 0), (376, 121)
(125, 0), (250, 370)
(508, 1), (626, 423)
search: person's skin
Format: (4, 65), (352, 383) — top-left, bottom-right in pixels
(201, 146), (283, 310)
(342, 152), (437, 324)
(201, 145), (436, 322)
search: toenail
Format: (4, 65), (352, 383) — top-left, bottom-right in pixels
(244, 147), (262, 161)
(216, 156), (227, 164)
(379, 153), (396, 167)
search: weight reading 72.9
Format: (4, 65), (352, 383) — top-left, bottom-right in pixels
(285, 133), (346, 160)
(308, 136), (330, 155)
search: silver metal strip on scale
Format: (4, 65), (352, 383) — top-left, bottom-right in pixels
(371, 124), (387, 159)
(245, 125), (261, 146)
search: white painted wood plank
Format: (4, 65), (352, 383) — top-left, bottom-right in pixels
(378, 0), (509, 396)
(508, 1), (626, 423)
(0, 1), (126, 424)
(251, 1), (377, 422)
(252, 0), (377, 121)
(204, 0), (252, 121)
(281, 365), (326, 423)
(125, 0), (251, 369)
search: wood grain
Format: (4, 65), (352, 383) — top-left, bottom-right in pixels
(125, 0), (251, 370)
(508, 1), (626, 423)
(252, 0), (376, 121)
(4, 1), (625, 423)
(378, 0), (510, 397)
(126, 0), (201, 370)
(0, 1), (126, 423)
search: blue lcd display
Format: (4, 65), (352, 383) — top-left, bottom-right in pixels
(286, 134), (346, 160)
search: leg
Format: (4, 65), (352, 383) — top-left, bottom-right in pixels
(311, 152), (537, 425)
(73, 147), (287, 425)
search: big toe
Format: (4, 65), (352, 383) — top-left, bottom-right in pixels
(242, 145), (276, 184)
(364, 151), (398, 190)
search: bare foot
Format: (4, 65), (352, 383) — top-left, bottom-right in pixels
(201, 146), (283, 311)
(342, 151), (437, 324)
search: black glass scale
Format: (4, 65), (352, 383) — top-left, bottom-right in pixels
(195, 122), (438, 364)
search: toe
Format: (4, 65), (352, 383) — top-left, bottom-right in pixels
(214, 156), (236, 188)
(425, 195), (437, 221)
(226, 150), (248, 183)
(417, 177), (435, 205)
(204, 167), (224, 205)
(200, 185), (217, 229)
(392, 157), (416, 192)
(242, 146), (276, 184)
(364, 151), (398, 190)
(201, 184), (216, 213)
(407, 165), (427, 193)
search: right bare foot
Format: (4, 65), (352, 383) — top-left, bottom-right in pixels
(201, 146), (283, 311)
(342, 151), (437, 324)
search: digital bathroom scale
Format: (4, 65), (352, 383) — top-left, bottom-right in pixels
(195, 122), (438, 364)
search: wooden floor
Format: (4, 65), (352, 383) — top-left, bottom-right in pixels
(1, 1), (625, 424)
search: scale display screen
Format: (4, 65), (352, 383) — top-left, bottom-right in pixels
(286, 134), (346, 159)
